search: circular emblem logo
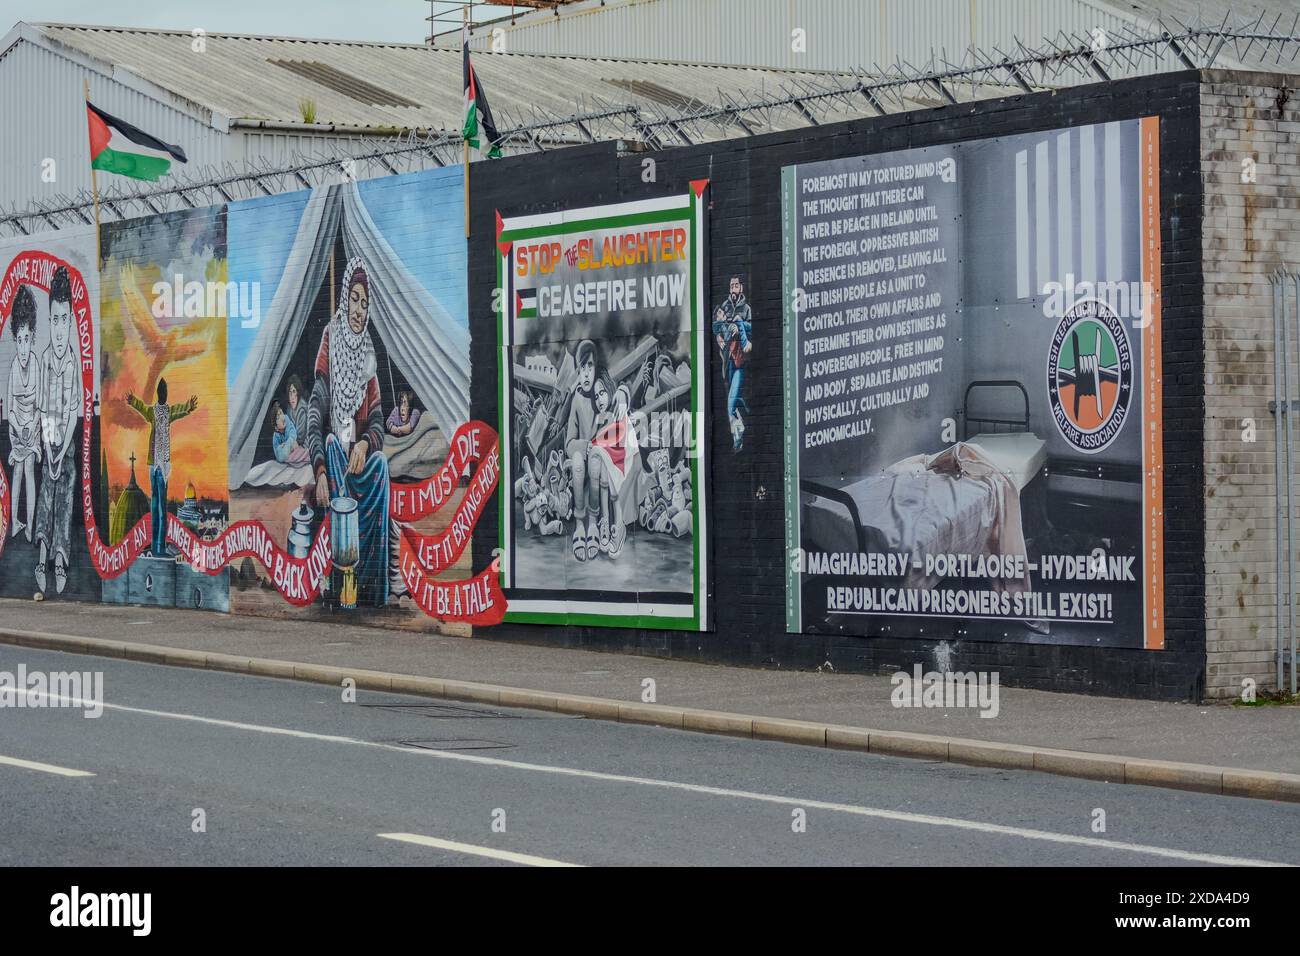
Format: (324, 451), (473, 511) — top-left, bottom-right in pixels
(1046, 299), (1132, 455)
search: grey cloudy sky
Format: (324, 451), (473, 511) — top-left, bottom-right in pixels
(0, 0), (470, 43)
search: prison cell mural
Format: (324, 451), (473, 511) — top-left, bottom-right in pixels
(226, 168), (502, 627)
(782, 117), (1164, 648)
(0, 230), (102, 604)
(497, 187), (711, 630)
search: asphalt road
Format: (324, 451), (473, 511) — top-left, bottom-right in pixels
(0, 645), (1296, 867)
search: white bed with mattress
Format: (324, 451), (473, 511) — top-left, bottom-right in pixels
(800, 380), (1044, 562)
(966, 431), (1047, 492)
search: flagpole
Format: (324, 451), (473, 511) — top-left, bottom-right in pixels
(463, 4), (471, 239)
(84, 79), (103, 269)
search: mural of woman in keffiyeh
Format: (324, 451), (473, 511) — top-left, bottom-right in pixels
(306, 256), (391, 607)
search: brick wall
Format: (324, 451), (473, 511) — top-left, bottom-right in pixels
(1201, 70), (1299, 698)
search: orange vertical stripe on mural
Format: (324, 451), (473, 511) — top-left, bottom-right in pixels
(1140, 115), (1165, 651)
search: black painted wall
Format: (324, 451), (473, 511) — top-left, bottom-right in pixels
(470, 71), (1206, 701)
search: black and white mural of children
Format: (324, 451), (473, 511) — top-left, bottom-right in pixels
(713, 274), (753, 451)
(587, 374), (634, 558)
(510, 334), (692, 596)
(566, 339), (600, 561)
(6, 284), (40, 543)
(562, 343), (641, 561)
(33, 267), (78, 595)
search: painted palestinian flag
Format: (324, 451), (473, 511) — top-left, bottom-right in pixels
(462, 27), (502, 159)
(86, 102), (189, 182)
(516, 288), (537, 319)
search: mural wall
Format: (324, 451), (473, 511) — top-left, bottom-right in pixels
(99, 206), (231, 611)
(0, 73), (1203, 698)
(782, 117), (1165, 649)
(0, 166), (502, 628)
(713, 271), (754, 453)
(464, 74), (1200, 699)
(0, 228), (100, 604)
(225, 172), (500, 628)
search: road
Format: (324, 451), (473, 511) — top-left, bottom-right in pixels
(0, 645), (1296, 867)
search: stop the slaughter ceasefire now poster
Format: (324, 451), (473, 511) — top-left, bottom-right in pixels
(497, 189), (711, 630)
(783, 118), (1164, 649)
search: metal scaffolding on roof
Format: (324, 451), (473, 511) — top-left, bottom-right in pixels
(426, 1), (579, 44)
(3, 11), (1300, 239)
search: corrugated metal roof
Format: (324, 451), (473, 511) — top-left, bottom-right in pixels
(30, 21), (865, 136)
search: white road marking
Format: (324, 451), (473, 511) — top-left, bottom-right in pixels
(0, 753), (94, 777)
(13, 687), (1294, 868)
(379, 833), (581, 867)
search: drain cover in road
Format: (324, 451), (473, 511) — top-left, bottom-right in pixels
(359, 701), (520, 720)
(394, 738), (515, 751)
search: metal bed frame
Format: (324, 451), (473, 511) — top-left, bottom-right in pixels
(797, 379), (1034, 555)
(962, 380), (1030, 440)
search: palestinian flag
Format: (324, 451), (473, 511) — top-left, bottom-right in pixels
(462, 26), (502, 159)
(516, 288), (537, 319)
(86, 102), (188, 182)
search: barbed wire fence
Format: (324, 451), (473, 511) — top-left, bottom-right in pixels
(3, 11), (1299, 238)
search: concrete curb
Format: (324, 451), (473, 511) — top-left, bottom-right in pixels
(4, 626), (1299, 804)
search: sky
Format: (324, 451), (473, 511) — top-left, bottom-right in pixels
(0, 0), (472, 44)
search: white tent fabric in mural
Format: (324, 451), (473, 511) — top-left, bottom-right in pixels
(226, 182), (470, 490)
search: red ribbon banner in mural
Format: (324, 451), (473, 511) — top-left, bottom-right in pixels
(390, 420), (505, 624)
(0, 250), (504, 622)
(393, 420), (500, 573)
(0, 427), (8, 548)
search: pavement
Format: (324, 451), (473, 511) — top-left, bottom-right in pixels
(0, 599), (1297, 788)
(0, 645), (1296, 866)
